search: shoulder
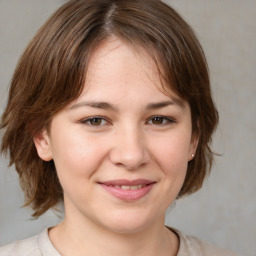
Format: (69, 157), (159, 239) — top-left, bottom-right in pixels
(0, 229), (61, 256)
(181, 233), (240, 256)
(169, 227), (241, 256)
(0, 234), (41, 256)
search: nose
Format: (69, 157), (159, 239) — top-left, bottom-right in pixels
(109, 127), (150, 170)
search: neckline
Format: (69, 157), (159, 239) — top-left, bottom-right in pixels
(38, 226), (187, 256)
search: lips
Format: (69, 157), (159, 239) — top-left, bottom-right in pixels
(110, 184), (146, 190)
(98, 179), (156, 201)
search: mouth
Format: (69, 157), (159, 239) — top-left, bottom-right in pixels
(98, 179), (156, 201)
(107, 184), (147, 190)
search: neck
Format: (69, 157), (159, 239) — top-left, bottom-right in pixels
(49, 213), (179, 256)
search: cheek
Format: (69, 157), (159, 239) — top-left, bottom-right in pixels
(150, 132), (191, 174)
(149, 134), (190, 208)
(50, 132), (107, 180)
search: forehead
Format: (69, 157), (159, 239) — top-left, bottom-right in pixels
(66, 37), (187, 111)
(81, 38), (176, 99)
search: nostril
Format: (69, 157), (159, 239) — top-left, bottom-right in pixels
(109, 147), (149, 170)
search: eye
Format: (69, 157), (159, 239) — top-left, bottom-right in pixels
(81, 116), (108, 126)
(147, 116), (175, 125)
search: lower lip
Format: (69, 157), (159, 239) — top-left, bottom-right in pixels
(99, 183), (155, 201)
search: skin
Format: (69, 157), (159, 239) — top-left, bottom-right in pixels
(34, 37), (198, 256)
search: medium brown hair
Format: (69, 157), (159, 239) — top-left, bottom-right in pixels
(1, 0), (218, 217)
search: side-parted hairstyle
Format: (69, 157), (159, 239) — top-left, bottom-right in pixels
(1, 0), (218, 217)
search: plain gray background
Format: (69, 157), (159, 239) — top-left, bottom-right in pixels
(0, 1), (255, 255)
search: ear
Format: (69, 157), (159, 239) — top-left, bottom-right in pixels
(33, 128), (53, 161)
(188, 133), (199, 162)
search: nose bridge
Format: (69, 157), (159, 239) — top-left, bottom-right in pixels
(109, 123), (149, 169)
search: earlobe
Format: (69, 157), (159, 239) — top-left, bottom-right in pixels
(188, 134), (199, 161)
(33, 129), (53, 161)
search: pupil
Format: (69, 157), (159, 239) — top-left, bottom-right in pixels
(90, 118), (101, 125)
(153, 117), (163, 124)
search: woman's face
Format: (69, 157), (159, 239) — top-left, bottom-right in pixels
(34, 38), (197, 233)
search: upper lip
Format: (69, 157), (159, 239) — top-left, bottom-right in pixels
(98, 179), (155, 186)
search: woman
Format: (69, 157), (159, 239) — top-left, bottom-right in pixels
(0, 0), (239, 255)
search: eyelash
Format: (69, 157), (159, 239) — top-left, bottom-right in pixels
(80, 116), (110, 126)
(80, 115), (175, 127)
(146, 116), (175, 126)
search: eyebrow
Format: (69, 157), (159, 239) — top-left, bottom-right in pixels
(146, 100), (184, 110)
(69, 101), (118, 111)
(69, 99), (184, 111)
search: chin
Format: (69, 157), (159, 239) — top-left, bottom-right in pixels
(107, 222), (149, 234)
(101, 210), (157, 234)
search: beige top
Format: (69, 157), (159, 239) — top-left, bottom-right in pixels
(0, 228), (240, 256)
